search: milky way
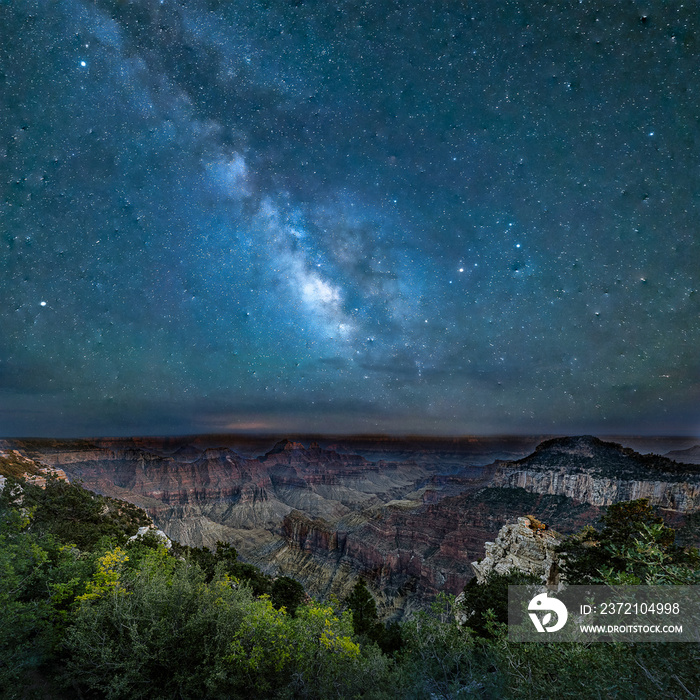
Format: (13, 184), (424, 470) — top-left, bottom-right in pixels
(1, 0), (699, 437)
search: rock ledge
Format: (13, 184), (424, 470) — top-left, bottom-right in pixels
(471, 515), (562, 587)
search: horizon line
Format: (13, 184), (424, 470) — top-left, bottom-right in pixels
(2, 431), (698, 442)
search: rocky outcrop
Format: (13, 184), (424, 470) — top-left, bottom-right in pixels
(128, 525), (172, 549)
(0, 447), (70, 489)
(23, 466), (70, 488)
(471, 516), (563, 587)
(282, 511), (340, 553)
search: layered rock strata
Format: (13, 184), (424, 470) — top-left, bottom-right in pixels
(492, 436), (700, 511)
(471, 515), (563, 587)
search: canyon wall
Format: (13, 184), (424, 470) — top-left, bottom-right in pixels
(492, 435), (700, 511)
(4, 434), (699, 618)
(493, 468), (700, 511)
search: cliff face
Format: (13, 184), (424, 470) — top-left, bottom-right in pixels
(493, 468), (700, 511)
(492, 436), (700, 511)
(17, 438), (437, 546)
(254, 487), (599, 618)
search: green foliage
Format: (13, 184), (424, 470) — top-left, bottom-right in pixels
(344, 578), (405, 656)
(0, 492), (93, 698)
(0, 501), (55, 693)
(2, 478), (393, 699)
(372, 620), (405, 657)
(64, 550), (391, 699)
(346, 578), (379, 636)
(174, 540), (306, 613)
(65, 551), (240, 699)
(676, 510), (700, 548)
(172, 539), (238, 581)
(224, 598), (368, 698)
(224, 592), (294, 696)
(76, 547), (131, 602)
(597, 522), (700, 585)
(284, 601), (369, 699)
(174, 540), (277, 598)
(4, 478), (700, 700)
(486, 627), (700, 699)
(600, 499), (671, 546)
(6, 475), (150, 550)
(47, 543), (95, 629)
(459, 570), (540, 637)
(395, 593), (487, 699)
(558, 498), (700, 584)
(270, 575), (306, 616)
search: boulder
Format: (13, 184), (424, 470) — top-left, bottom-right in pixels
(128, 525), (172, 549)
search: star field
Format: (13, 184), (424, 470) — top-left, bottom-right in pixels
(1, 0), (699, 437)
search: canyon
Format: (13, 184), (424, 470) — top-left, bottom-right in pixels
(2, 434), (699, 618)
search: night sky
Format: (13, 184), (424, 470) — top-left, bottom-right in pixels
(1, 0), (699, 438)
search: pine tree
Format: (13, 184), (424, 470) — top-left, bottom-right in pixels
(346, 578), (378, 636)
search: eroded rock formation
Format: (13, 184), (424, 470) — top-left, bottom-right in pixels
(471, 515), (563, 587)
